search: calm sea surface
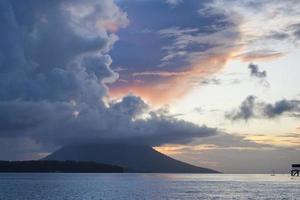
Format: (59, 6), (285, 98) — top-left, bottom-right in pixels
(0, 173), (299, 200)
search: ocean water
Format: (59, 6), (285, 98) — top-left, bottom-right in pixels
(0, 173), (299, 200)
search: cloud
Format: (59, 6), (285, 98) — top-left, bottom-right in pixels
(156, 132), (274, 157)
(132, 70), (191, 77)
(108, 0), (300, 105)
(265, 31), (290, 41)
(226, 95), (300, 121)
(120, 107), (218, 147)
(165, 0), (182, 7)
(288, 23), (300, 40)
(201, 78), (221, 85)
(174, 146), (300, 173)
(157, 26), (239, 67)
(155, 132), (295, 173)
(235, 50), (284, 62)
(203, 0), (300, 61)
(247, 63), (270, 87)
(248, 63), (267, 78)
(263, 99), (300, 118)
(0, 0), (222, 159)
(0, 95), (219, 151)
(0, 0), (126, 142)
(0, 137), (45, 160)
(226, 95), (256, 121)
(0, 0), (128, 104)
(65, 93), (218, 148)
(109, 0), (241, 104)
(0, 101), (71, 135)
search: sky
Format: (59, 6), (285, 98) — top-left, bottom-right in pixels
(0, 0), (299, 173)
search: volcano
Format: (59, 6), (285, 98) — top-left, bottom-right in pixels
(44, 143), (218, 173)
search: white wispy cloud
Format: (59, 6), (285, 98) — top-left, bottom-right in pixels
(202, 0), (300, 57)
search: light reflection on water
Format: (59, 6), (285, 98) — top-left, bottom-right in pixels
(0, 173), (299, 200)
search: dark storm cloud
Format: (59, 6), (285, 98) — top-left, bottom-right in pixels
(0, 101), (71, 134)
(0, 0), (126, 104)
(248, 63), (267, 78)
(0, 0), (127, 140)
(227, 95), (300, 121)
(114, 112), (218, 147)
(0, 0), (219, 159)
(17, 95), (218, 148)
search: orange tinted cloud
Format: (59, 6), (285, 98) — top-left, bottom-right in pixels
(234, 51), (285, 62)
(109, 51), (236, 105)
(132, 71), (191, 77)
(246, 134), (300, 148)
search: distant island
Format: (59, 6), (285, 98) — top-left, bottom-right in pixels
(44, 143), (219, 173)
(0, 160), (123, 173)
(0, 144), (219, 173)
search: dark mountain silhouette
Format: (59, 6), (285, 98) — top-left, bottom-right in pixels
(44, 143), (218, 173)
(0, 160), (123, 173)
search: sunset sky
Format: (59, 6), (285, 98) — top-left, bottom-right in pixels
(0, 0), (300, 173)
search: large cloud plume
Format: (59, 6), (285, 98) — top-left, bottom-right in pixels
(0, 0), (218, 159)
